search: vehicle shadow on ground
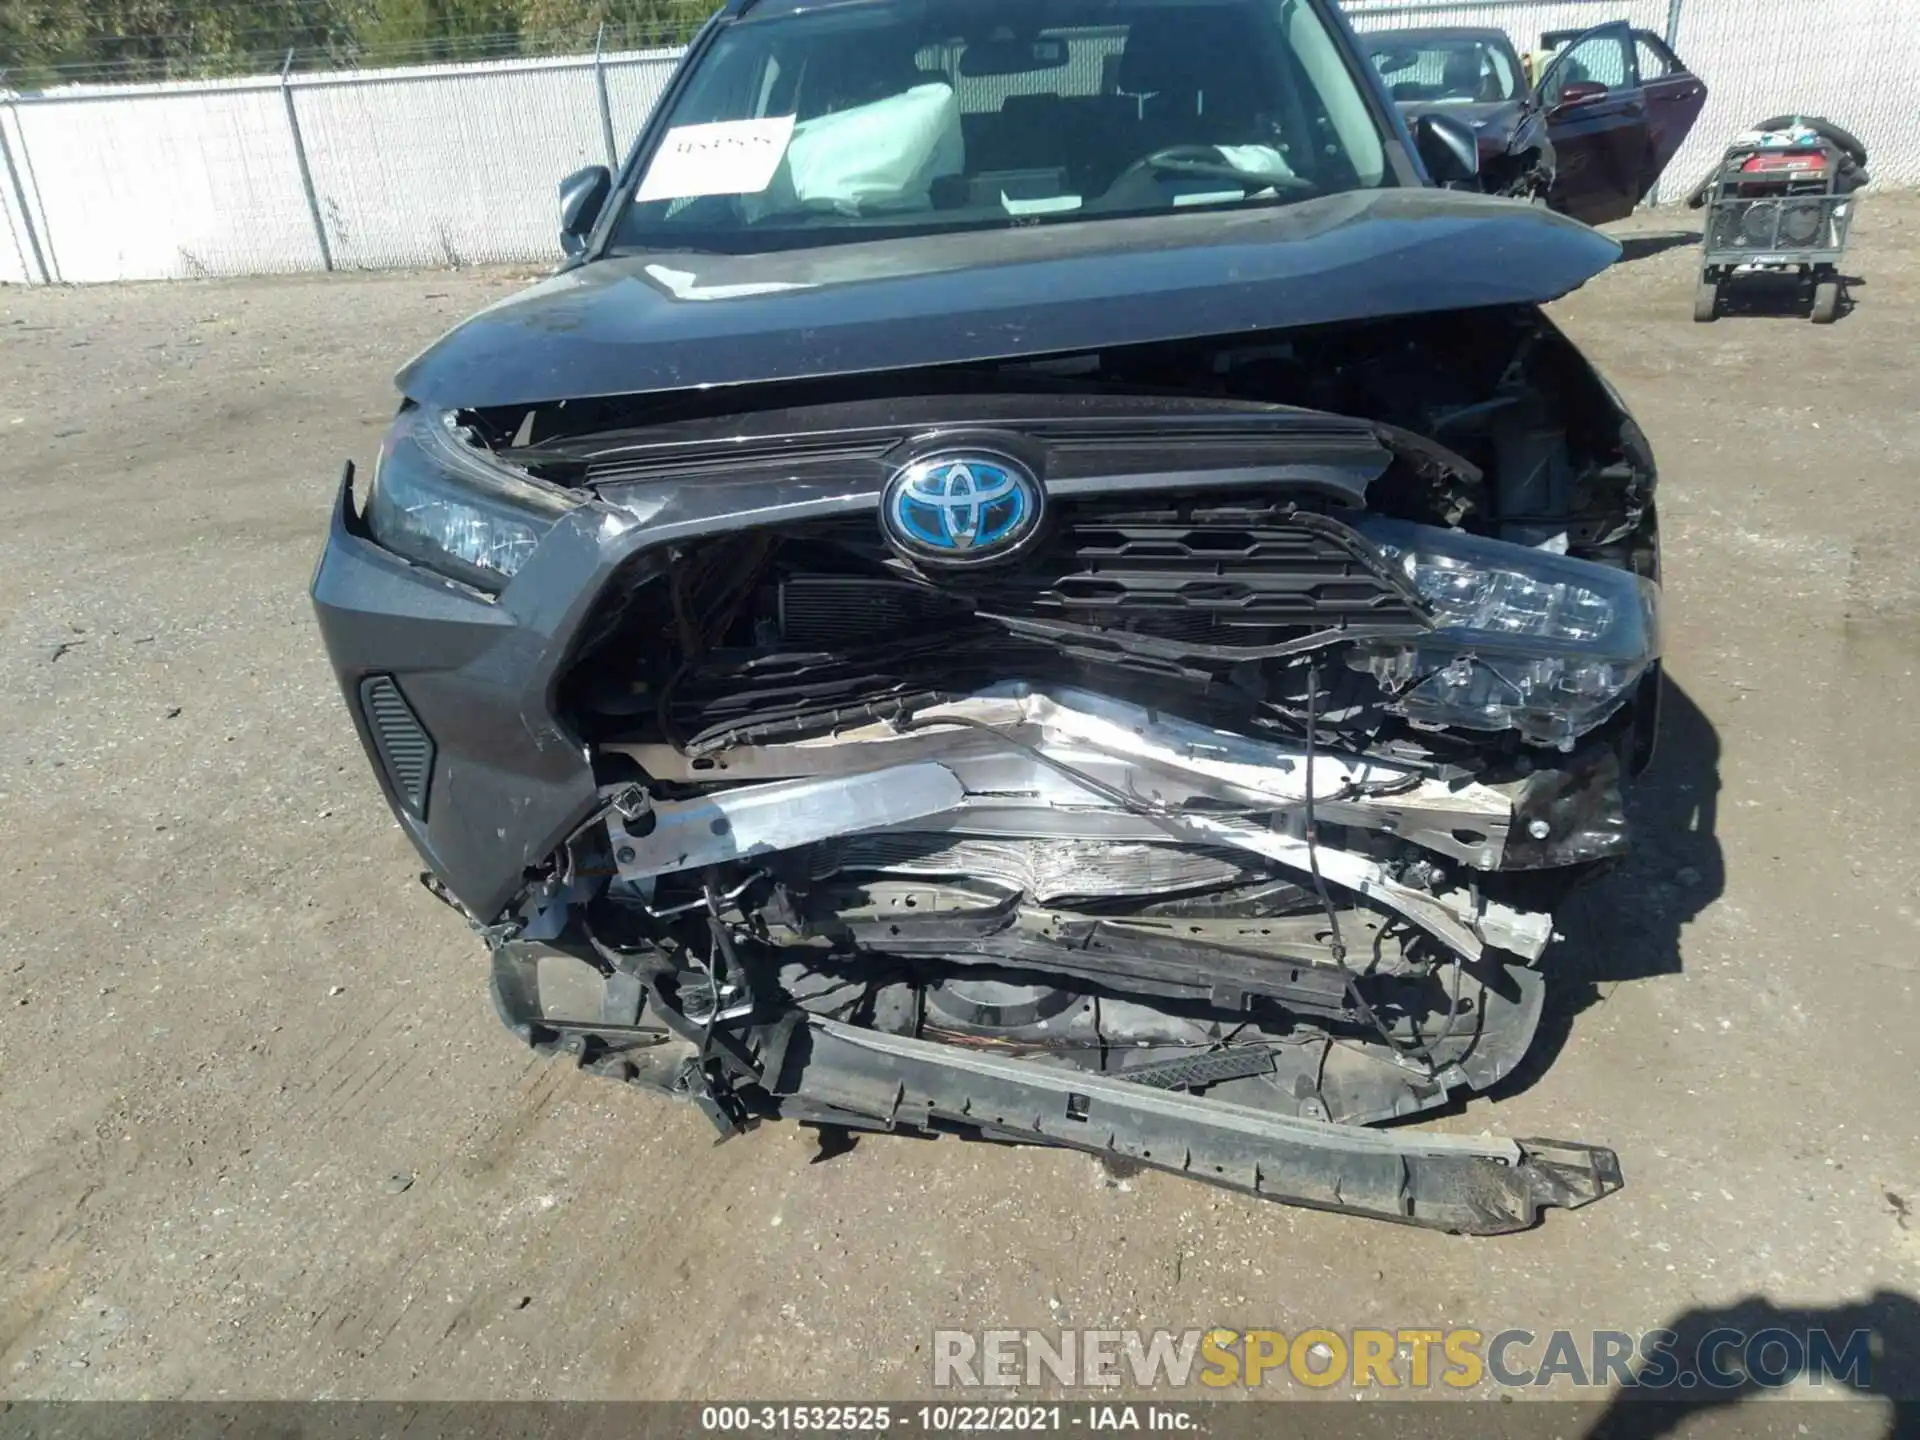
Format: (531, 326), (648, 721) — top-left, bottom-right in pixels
(1615, 229), (1703, 263)
(1492, 674), (1723, 1099)
(1583, 1290), (1920, 1437)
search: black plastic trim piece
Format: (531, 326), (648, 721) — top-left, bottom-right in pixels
(359, 674), (435, 819)
(771, 1018), (1623, 1234)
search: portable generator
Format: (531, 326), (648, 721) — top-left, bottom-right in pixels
(1689, 117), (1868, 324)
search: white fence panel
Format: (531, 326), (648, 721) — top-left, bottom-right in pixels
(1667, 0), (1920, 190)
(294, 59), (607, 269)
(1348, 0), (1672, 38)
(601, 50), (685, 159)
(8, 79), (321, 281)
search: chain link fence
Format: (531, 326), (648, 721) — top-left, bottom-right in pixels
(0, 45), (682, 283)
(3, 0), (1915, 286)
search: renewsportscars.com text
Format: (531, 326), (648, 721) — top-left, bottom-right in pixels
(932, 1326), (1873, 1391)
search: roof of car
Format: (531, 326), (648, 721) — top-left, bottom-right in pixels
(727, 0), (889, 22)
(730, 0), (1371, 21)
(725, 0), (1017, 20)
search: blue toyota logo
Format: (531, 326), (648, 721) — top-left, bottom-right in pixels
(882, 453), (1043, 563)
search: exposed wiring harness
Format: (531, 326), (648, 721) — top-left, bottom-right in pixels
(1301, 662), (1443, 1076)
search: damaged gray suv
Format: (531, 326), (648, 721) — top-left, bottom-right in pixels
(312, 0), (1657, 1232)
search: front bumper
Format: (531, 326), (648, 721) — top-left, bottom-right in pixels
(317, 457), (1632, 1232)
(488, 936), (1620, 1235)
(785, 1018), (1623, 1233)
(311, 461), (626, 922)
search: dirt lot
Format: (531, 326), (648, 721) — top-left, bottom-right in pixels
(2, 194), (1918, 1406)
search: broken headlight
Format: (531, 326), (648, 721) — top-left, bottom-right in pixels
(364, 407), (581, 592)
(1351, 518), (1659, 748)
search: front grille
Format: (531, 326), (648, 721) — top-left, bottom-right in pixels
(778, 576), (970, 645)
(583, 435), (898, 485)
(360, 675), (434, 818)
(930, 503), (1428, 658)
(641, 499), (1427, 754)
(998, 517), (1414, 623)
(568, 403), (1387, 494)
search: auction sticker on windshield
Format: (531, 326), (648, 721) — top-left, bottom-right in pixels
(638, 116), (797, 202)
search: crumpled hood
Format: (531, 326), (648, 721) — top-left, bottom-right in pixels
(398, 187), (1618, 410)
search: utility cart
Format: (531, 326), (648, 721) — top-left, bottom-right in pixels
(1691, 121), (1866, 324)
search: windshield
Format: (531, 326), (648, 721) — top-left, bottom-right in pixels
(1365, 34), (1520, 104)
(610, 0), (1391, 255)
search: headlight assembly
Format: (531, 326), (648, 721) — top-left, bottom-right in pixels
(364, 407), (581, 592)
(1352, 517), (1659, 748)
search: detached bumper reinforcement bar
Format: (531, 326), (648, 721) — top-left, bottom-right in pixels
(772, 1019), (1622, 1234)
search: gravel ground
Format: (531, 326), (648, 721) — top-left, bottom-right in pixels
(2, 195), (1918, 1406)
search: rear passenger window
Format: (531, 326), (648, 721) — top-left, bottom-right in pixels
(1541, 30), (1633, 102)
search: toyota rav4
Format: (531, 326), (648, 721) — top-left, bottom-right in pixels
(312, 0), (1654, 1232)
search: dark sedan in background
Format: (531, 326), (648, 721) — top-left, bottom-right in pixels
(1364, 20), (1708, 223)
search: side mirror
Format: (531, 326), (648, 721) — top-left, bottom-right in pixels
(1411, 113), (1481, 186)
(1555, 79), (1610, 107)
(559, 164), (612, 258)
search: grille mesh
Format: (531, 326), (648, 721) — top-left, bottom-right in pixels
(943, 507), (1427, 655)
(1011, 518), (1417, 625)
(360, 675), (434, 819)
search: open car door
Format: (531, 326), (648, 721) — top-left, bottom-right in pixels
(1626, 28), (1709, 196)
(1541, 25), (1707, 204)
(1532, 21), (1648, 224)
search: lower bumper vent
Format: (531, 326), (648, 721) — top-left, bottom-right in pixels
(360, 674), (434, 819)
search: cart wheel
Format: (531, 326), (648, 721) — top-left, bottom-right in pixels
(1693, 278), (1719, 323)
(1811, 278), (1841, 324)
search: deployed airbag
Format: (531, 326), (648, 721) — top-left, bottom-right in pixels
(760, 83), (965, 215)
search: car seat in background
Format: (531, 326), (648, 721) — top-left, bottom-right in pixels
(1112, 7), (1266, 154)
(799, 33), (927, 118)
(992, 93), (1070, 173)
(1441, 48), (1482, 100)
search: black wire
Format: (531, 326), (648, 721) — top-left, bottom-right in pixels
(656, 658), (691, 756)
(1420, 951), (1468, 1056)
(1300, 664), (1343, 962)
(1370, 919), (1441, 1072)
(699, 870), (740, 1065)
(1302, 663), (1437, 1074)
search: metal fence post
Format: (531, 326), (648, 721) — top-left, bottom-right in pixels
(0, 88), (51, 285)
(1662, 0), (1686, 50)
(280, 49), (334, 271)
(594, 23), (619, 169)
(1645, 0), (1687, 207)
